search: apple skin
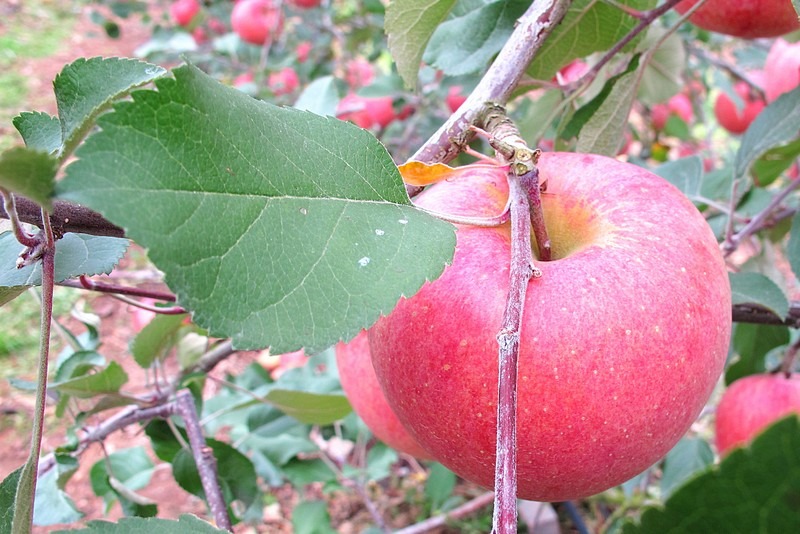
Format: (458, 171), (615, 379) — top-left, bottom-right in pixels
(369, 152), (731, 501)
(765, 38), (800, 103)
(231, 0), (284, 46)
(675, 0), (800, 38)
(336, 331), (432, 459)
(336, 93), (396, 129)
(715, 374), (800, 456)
(714, 79), (765, 135)
(170, 0), (200, 27)
(289, 0), (322, 8)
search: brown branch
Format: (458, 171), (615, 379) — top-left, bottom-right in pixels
(732, 302), (800, 329)
(0, 196), (125, 238)
(394, 492), (495, 534)
(58, 277), (177, 302)
(410, 0), (572, 166)
(175, 389), (232, 531)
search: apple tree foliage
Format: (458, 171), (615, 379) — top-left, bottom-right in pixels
(2, 0), (800, 532)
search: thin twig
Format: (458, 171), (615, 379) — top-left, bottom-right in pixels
(394, 492), (495, 534)
(0, 189), (38, 247)
(175, 390), (232, 531)
(61, 275), (178, 301)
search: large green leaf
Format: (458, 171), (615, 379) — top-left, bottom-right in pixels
(386, 0), (456, 89)
(526, 0), (655, 81)
(623, 417), (800, 533)
(54, 57), (167, 157)
(735, 87), (800, 180)
(660, 437), (714, 498)
(50, 361), (128, 398)
(57, 64), (456, 353)
(0, 232), (129, 288)
(0, 147), (58, 210)
(53, 514), (226, 533)
(32, 460), (82, 526)
(423, 0), (529, 77)
(12, 112), (61, 154)
(130, 313), (189, 368)
(729, 272), (789, 319)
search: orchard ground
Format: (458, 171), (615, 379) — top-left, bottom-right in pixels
(0, 3), (490, 532)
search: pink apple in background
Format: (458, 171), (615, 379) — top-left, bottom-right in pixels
(192, 26), (209, 45)
(208, 17), (227, 35)
(233, 71), (255, 88)
(335, 331), (431, 459)
(345, 58), (375, 90)
(369, 154), (731, 501)
(288, 0), (322, 8)
(445, 86), (467, 112)
(268, 67), (300, 96)
(296, 41), (313, 63)
(715, 374), (800, 456)
(675, 0), (800, 38)
(651, 93), (693, 130)
(170, 0), (200, 27)
(554, 59), (589, 85)
(336, 93), (396, 129)
(231, 0), (284, 46)
(765, 38), (800, 103)
(714, 77), (765, 134)
(261, 349), (309, 380)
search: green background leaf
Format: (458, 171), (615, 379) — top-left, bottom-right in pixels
(727, 323), (790, 385)
(623, 417), (800, 533)
(729, 271), (789, 319)
(660, 437), (714, 498)
(262, 389), (351, 425)
(386, 0), (456, 89)
(292, 500), (335, 534)
(12, 112), (62, 154)
(0, 148), (58, 210)
(50, 361), (128, 398)
(58, 64), (456, 353)
(0, 232), (129, 288)
(0, 468), (22, 532)
(53, 514), (226, 533)
(130, 313), (189, 368)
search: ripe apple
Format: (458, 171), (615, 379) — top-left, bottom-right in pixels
(369, 153), (731, 501)
(675, 0), (800, 38)
(651, 93), (693, 131)
(345, 58), (375, 90)
(713, 78), (765, 135)
(296, 41), (313, 63)
(715, 373), (800, 456)
(765, 38), (800, 103)
(336, 93), (396, 129)
(288, 0), (322, 8)
(336, 331), (431, 459)
(553, 59), (589, 85)
(233, 71), (255, 89)
(445, 86), (467, 113)
(268, 67), (300, 96)
(170, 0), (200, 27)
(231, 0), (284, 46)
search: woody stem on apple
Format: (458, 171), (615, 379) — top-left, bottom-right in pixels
(476, 104), (546, 534)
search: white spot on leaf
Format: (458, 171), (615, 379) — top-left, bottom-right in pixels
(358, 257), (370, 267)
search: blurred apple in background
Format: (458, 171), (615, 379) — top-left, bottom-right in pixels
(765, 38), (800, 103)
(714, 75), (766, 134)
(675, 0), (800, 38)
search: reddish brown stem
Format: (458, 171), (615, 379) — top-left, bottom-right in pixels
(395, 491), (495, 534)
(63, 275), (178, 301)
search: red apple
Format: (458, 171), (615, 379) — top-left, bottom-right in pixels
(233, 71), (255, 88)
(369, 153), (731, 501)
(268, 67), (300, 96)
(336, 93), (396, 129)
(715, 374), (800, 456)
(296, 41), (313, 63)
(192, 26), (209, 45)
(345, 58), (375, 90)
(651, 93), (693, 131)
(336, 331), (431, 459)
(765, 38), (800, 103)
(553, 59), (589, 85)
(231, 0), (284, 46)
(288, 0), (322, 8)
(714, 78), (765, 135)
(675, 0), (800, 38)
(170, 0), (200, 27)
(445, 86), (467, 113)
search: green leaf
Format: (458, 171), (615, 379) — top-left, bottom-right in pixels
(425, 462), (457, 512)
(0, 467), (22, 532)
(386, 0), (456, 89)
(172, 438), (259, 512)
(54, 57), (167, 157)
(0, 232), (129, 287)
(292, 500), (335, 534)
(262, 389), (351, 425)
(636, 28), (685, 106)
(53, 514), (226, 533)
(655, 156), (703, 201)
(90, 447), (154, 504)
(58, 63), (456, 353)
(12, 112), (62, 154)
(54, 350), (106, 384)
(751, 139), (800, 187)
(32, 461), (82, 526)
(0, 286), (26, 307)
(0, 147), (58, 210)
(789, 214), (800, 281)
(51, 360), (128, 398)
(729, 272), (789, 319)
(130, 313), (189, 368)
(727, 323), (790, 385)
(423, 0), (528, 77)
(623, 417), (800, 533)
(526, 0), (655, 81)
(660, 437), (714, 498)
(735, 86), (800, 180)
(573, 55), (642, 156)
(293, 76), (339, 116)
